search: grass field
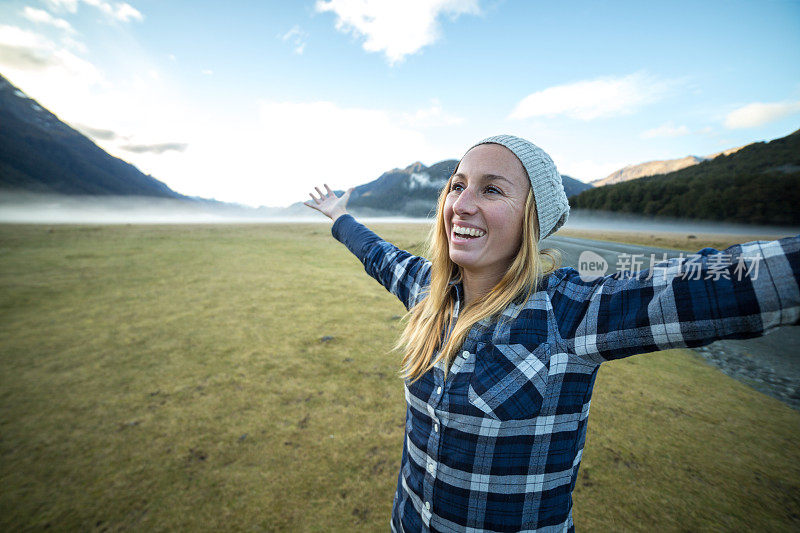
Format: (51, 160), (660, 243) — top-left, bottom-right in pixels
(1, 222), (798, 531)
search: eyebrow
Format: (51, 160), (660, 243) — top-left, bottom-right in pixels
(452, 172), (514, 185)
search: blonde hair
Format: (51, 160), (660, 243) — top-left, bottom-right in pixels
(392, 173), (561, 384)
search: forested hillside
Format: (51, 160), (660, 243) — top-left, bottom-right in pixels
(570, 129), (800, 225)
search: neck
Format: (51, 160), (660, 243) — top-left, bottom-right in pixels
(461, 269), (504, 306)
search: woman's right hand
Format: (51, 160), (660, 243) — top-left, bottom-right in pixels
(304, 184), (354, 222)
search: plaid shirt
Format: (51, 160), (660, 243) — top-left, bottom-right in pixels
(331, 214), (800, 533)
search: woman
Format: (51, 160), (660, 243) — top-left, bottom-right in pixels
(304, 134), (800, 532)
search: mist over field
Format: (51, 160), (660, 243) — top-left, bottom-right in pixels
(564, 210), (800, 236)
(1, 192), (798, 238)
(0, 193), (422, 225)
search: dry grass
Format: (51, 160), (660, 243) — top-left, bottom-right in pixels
(1, 222), (798, 531)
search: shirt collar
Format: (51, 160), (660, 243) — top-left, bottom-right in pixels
(450, 278), (464, 312)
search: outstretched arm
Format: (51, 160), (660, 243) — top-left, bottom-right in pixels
(304, 184), (431, 311)
(550, 235), (800, 363)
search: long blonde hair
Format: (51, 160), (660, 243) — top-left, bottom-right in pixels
(392, 173), (561, 384)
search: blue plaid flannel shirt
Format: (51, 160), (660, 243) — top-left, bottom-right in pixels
(331, 214), (800, 533)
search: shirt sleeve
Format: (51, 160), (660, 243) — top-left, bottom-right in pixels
(549, 235), (800, 363)
(331, 214), (432, 311)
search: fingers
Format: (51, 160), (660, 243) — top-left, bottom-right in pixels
(314, 187), (336, 201)
(308, 184), (338, 205)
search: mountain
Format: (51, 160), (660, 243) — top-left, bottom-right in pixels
(293, 160), (593, 218)
(570, 128), (800, 225)
(346, 160), (456, 217)
(592, 145), (748, 187)
(0, 74), (184, 198)
(561, 175), (593, 197)
(592, 156), (707, 187)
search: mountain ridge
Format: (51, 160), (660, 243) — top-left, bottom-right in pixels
(0, 74), (185, 199)
(592, 144), (749, 187)
(571, 128), (800, 225)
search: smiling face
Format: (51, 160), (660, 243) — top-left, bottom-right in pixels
(444, 143), (532, 282)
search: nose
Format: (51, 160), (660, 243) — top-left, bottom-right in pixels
(452, 185), (478, 215)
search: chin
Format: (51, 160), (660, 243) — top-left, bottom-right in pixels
(449, 253), (474, 269)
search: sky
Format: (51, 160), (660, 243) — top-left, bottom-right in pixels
(0, 0), (799, 208)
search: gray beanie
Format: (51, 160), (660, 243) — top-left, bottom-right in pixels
(462, 134), (570, 240)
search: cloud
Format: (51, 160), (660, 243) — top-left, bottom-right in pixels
(110, 2), (142, 22)
(201, 69), (213, 75)
(724, 100), (800, 129)
(641, 122), (690, 139)
(0, 25), (55, 68)
(279, 25), (308, 55)
(61, 35), (88, 53)
(399, 98), (464, 128)
(0, 25), (102, 81)
(203, 99), (448, 206)
(72, 123), (119, 140)
(124, 97), (475, 208)
(44, 0), (79, 13)
(314, 0), (481, 65)
(0, 42), (56, 69)
(510, 72), (671, 121)
(0, 25), (171, 162)
(83, 0), (143, 22)
(22, 7), (75, 33)
(121, 142), (188, 154)
(45, 0), (143, 22)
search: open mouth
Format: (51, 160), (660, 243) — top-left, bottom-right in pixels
(452, 225), (486, 242)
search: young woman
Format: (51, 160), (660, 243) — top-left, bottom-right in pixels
(304, 134), (800, 532)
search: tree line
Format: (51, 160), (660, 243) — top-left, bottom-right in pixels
(570, 129), (800, 226)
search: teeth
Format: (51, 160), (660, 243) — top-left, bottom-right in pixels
(453, 225), (486, 237)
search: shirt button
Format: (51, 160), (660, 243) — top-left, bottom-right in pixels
(428, 464), (435, 474)
(462, 350), (469, 358)
(425, 501), (431, 511)
(434, 423), (439, 433)
(436, 386), (442, 394)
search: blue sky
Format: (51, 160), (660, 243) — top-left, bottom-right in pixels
(1, 0), (799, 207)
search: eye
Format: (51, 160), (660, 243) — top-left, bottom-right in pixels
(449, 182), (502, 194)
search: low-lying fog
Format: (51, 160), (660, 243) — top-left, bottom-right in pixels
(1, 192), (797, 237)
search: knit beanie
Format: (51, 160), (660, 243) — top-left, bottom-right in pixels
(462, 134), (570, 240)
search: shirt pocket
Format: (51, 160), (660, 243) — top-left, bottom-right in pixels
(468, 342), (551, 421)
